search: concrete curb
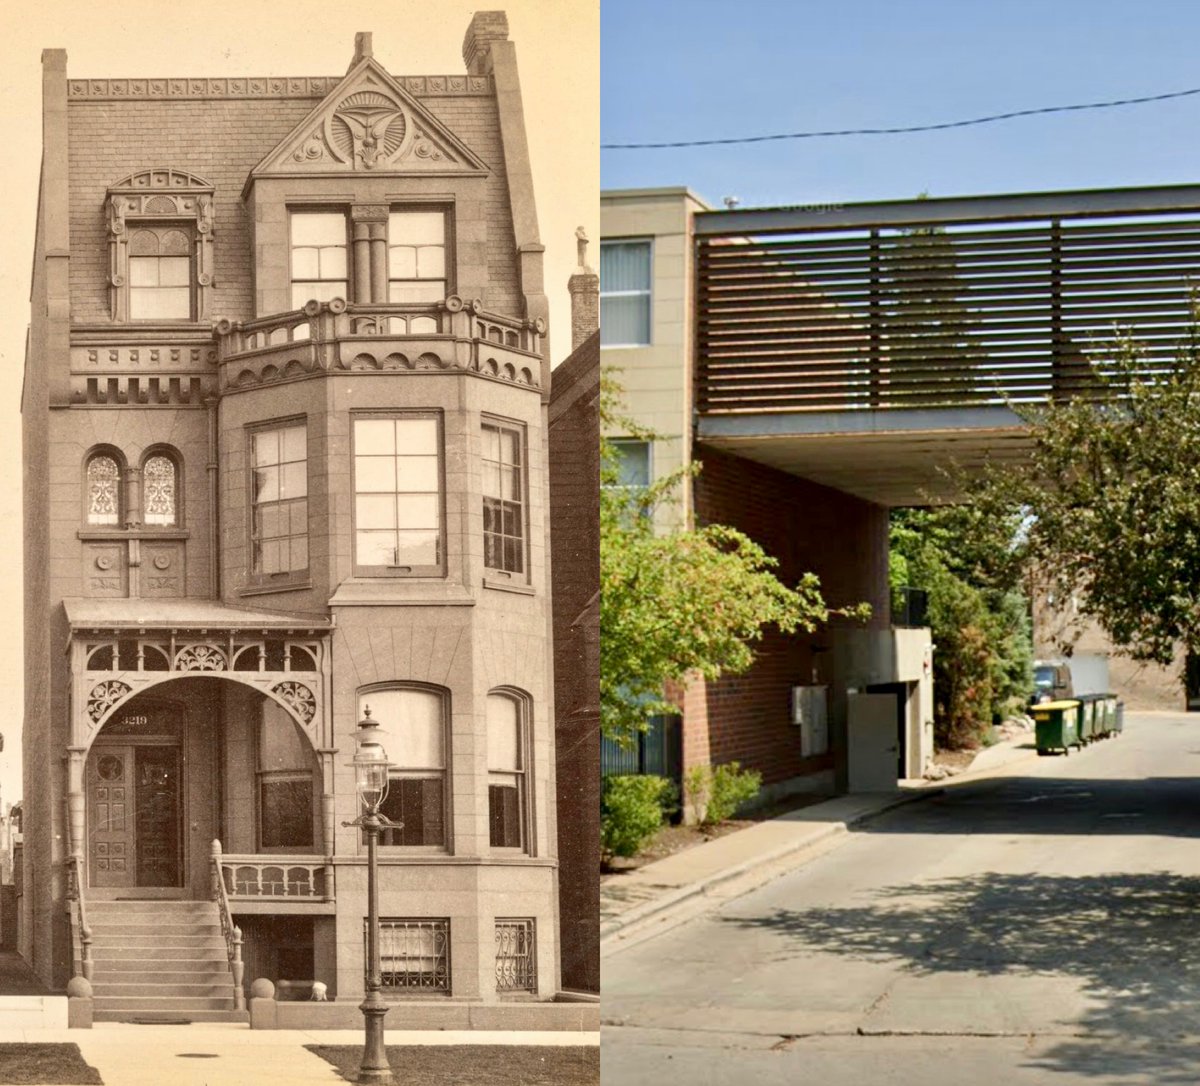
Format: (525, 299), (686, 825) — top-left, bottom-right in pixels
(600, 789), (937, 949)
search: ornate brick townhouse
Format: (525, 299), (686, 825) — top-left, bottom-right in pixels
(23, 13), (566, 1022)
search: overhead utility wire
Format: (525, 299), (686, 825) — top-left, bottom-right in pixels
(602, 85), (1200, 149)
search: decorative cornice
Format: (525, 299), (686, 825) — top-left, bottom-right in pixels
(68, 74), (491, 101)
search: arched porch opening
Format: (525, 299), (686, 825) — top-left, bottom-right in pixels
(73, 675), (332, 902)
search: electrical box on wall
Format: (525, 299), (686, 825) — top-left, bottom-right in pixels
(791, 684), (829, 757)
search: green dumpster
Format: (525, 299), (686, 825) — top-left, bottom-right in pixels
(1096, 694), (1117, 738)
(1032, 699), (1082, 755)
(1078, 694), (1102, 743)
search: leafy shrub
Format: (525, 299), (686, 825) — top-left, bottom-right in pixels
(600, 774), (676, 863)
(686, 761), (763, 826)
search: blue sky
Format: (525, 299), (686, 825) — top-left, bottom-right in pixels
(602, 0), (1200, 207)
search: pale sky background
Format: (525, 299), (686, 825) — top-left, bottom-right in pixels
(0, 0), (599, 808)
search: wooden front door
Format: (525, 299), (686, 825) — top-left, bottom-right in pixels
(88, 748), (134, 888)
(88, 742), (183, 889)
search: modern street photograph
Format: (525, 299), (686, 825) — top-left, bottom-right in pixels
(0, 0), (599, 1082)
(599, 2), (1200, 1083)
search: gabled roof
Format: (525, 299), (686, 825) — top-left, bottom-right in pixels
(245, 55), (489, 194)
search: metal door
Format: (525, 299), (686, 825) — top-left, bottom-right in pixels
(848, 692), (900, 792)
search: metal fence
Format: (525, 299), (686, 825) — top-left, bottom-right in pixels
(600, 714), (683, 791)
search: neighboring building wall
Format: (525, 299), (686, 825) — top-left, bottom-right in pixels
(549, 330), (599, 993)
(600, 188), (708, 531)
(1034, 595), (1183, 710)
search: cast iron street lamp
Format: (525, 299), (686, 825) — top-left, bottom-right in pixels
(344, 706), (399, 1085)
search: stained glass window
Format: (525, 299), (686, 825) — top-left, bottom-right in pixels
(87, 456), (120, 526)
(143, 455), (177, 527)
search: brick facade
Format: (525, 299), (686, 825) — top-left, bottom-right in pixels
(689, 445), (890, 789)
(24, 16), (567, 1010)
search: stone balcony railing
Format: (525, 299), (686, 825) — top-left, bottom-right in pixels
(214, 297), (545, 393)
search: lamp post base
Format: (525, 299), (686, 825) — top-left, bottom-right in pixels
(357, 992), (393, 1084)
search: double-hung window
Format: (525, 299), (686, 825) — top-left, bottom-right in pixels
(482, 421), (525, 575)
(388, 211), (447, 302)
(359, 688), (448, 848)
(353, 414), (442, 575)
(487, 692), (528, 851)
(250, 421), (309, 579)
(291, 211), (349, 309)
(129, 227), (192, 320)
(600, 240), (652, 346)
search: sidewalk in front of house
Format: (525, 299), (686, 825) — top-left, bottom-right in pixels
(0, 1022), (599, 1086)
(601, 729), (1041, 949)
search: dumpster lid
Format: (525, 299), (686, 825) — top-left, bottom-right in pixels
(1036, 699), (1081, 709)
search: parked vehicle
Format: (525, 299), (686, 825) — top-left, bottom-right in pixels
(1031, 661), (1073, 707)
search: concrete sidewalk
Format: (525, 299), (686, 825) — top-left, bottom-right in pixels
(601, 730), (1043, 952)
(0, 1023), (599, 1085)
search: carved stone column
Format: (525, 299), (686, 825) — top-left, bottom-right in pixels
(351, 205), (389, 304)
(369, 221), (389, 304)
(352, 219), (372, 304)
(123, 466), (142, 530)
(66, 746), (88, 864)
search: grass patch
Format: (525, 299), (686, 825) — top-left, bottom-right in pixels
(306, 1044), (598, 1085)
(0, 1043), (103, 1085)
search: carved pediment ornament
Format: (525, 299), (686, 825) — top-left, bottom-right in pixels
(329, 91), (407, 170)
(257, 61), (488, 181)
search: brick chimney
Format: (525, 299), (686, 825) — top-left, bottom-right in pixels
(463, 11), (509, 75)
(568, 227), (599, 352)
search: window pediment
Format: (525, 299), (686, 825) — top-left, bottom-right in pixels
(106, 169), (215, 322)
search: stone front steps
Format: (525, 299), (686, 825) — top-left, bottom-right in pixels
(86, 899), (246, 1023)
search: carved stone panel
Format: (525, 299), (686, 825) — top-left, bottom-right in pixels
(85, 543), (127, 598)
(141, 542), (184, 598)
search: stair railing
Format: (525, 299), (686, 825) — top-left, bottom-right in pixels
(67, 852), (93, 982)
(210, 839), (245, 1011)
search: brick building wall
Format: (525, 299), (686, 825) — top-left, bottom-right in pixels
(691, 444), (890, 789)
(548, 330), (599, 993)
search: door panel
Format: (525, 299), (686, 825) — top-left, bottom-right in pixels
(135, 746), (182, 888)
(88, 747), (135, 888)
(848, 692), (900, 792)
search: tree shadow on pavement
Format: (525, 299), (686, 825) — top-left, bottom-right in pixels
(721, 872), (1200, 1083)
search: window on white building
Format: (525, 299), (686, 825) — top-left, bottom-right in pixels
(600, 240), (651, 346)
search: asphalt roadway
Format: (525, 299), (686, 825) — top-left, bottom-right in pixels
(601, 711), (1200, 1086)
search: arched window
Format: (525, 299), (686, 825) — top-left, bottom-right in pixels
(142, 453), (179, 527)
(486, 690), (529, 852)
(357, 686), (448, 848)
(86, 453), (122, 527)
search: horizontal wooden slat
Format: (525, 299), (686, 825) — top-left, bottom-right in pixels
(697, 209), (1200, 414)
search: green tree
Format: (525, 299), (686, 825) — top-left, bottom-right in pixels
(966, 326), (1200, 666)
(891, 506), (1032, 748)
(600, 376), (866, 742)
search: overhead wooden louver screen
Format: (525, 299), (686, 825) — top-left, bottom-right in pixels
(697, 213), (1200, 414)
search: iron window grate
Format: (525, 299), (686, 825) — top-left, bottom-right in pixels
(369, 918), (450, 994)
(495, 918), (536, 993)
